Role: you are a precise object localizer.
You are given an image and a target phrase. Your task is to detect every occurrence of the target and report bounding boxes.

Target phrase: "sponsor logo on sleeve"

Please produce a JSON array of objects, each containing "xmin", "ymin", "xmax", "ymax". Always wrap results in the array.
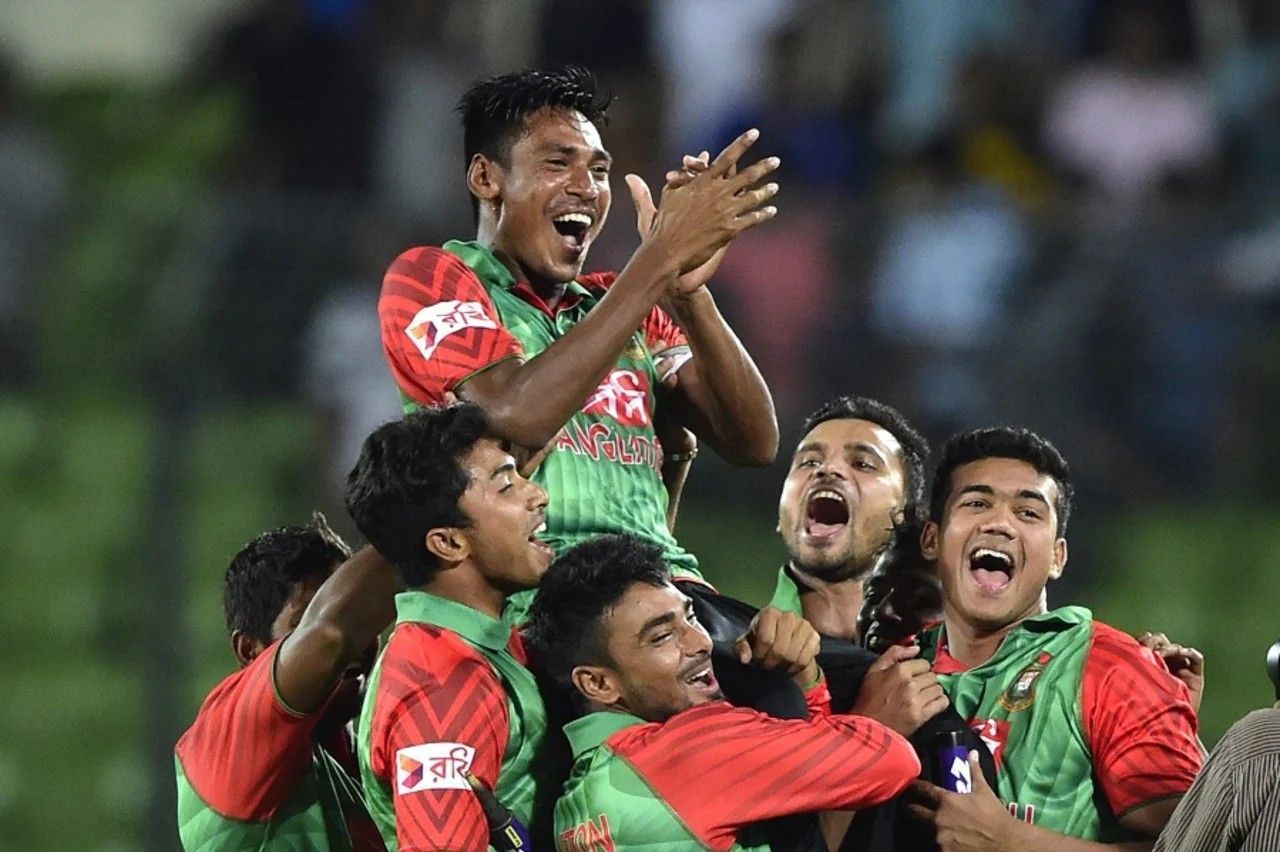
[
  {"xmin": 395, "ymin": 742, "xmax": 475, "ymax": 794},
  {"xmin": 404, "ymin": 300, "xmax": 497, "ymax": 360}
]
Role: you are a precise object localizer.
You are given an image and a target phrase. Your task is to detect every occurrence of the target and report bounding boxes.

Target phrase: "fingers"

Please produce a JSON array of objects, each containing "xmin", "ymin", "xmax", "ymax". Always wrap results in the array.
[
  {"xmin": 907, "ymin": 780, "xmax": 945, "ymax": 809},
  {"xmin": 707, "ymin": 128, "xmax": 760, "ymax": 178},
  {"xmin": 870, "ymin": 643, "xmax": 921, "ymax": 672},
  {"xmin": 731, "ymin": 204, "xmax": 779, "ymax": 233},
  {"xmin": 729, "ymin": 154, "xmax": 782, "ymax": 194},
  {"xmin": 741, "ymin": 608, "xmax": 820, "ymax": 671},
  {"xmin": 625, "ymin": 174, "xmax": 657, "ymax": 236},
  {"xmin": 732, "ymin": 181, "xmax": 780, "ymax": 215},
  {"xmin": 965, "ymin": 752, "xmax": 987, "ymax": 790}
]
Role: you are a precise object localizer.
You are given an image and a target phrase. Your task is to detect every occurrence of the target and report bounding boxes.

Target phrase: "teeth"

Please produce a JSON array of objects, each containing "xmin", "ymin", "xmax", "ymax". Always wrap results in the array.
[
  {"xmin": 811, "ymin": 489, "xmax": 846, "ymax": 504},
  {"xmin": 972, "ymin": 548, "xmax": 1012, "ymax": 566},
  {"xmin": 554, "ymin": 212, "xmax": 593, "ymax": 226},
  {"xmin": 535, "ymin": 522, "xmax": 547, "ymax": 534}
]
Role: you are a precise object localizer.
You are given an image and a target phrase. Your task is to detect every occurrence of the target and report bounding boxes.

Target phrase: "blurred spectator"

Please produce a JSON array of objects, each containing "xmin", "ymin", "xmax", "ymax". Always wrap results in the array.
[
  {"xmin": 0, "ymin": 52, "xmax": 67, "ymax": 386},
  {"xmin": 1211, "ymin": 0, "xmax": 1280, "ymax": 212},
  {"xmin": 878, "ymin": 0, "xmax": 1021, "ymax": 152},
  {"xmin": 1043, "ymin": 0, "xmax": 1220, "ymax": 206},
  {"xmin": 868, "ymin": 136, "xmax": 1031, "ymax": 438},
  {"xmin": 201, "ymin": 0, "xmax": 379, "ymax": 193},
  {"xmin": 653, "ymin": 0, "xmax": 795, "ymax": 157}
]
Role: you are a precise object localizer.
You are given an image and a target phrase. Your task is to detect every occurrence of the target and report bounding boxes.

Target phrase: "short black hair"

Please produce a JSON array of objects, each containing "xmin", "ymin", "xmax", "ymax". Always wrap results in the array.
[
  {"xmin": 929, "ymin": 427, "xmax": 1074, "ymax": 536},
  {"xmin": 457, "ymin": 66, "xmax": 612, "ymax": 218},
  {"xmin": 526, "ymin": 535, "xmax": 669, "ymax": 706},
  {"xmin": 345, "ymin": 405, "xmax": 489, "ymax": 587},
  {"xmin": 801, "ymin": 396, "xmax": 930, "ymax": 525},
  {"xmin": 223, "ymin": 513, "xmax": 351, "ymax": 645}
]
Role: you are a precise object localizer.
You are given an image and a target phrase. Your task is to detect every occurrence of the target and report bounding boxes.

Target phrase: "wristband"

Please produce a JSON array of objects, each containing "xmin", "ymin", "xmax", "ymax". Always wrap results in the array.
[{"xmin": 666, "ymin": 447, "xmax": 698, "ymax": 463}]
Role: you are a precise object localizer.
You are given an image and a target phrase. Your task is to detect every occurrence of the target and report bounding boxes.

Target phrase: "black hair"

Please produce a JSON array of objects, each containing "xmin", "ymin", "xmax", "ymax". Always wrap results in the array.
[
  {"xmin": 526, "ymin": 535, "xmax": 669, "ymax": 704},
  {"xmin": 456, "ymin": 65, "xmax": 612, "ymax": 219},
  {"xmin": 344, "ymin": 405, "xmax": 489, "ymax": 587},
  {"xmin": 801, "ymin": 396, "xmax": 930, "ymax": 526},
  {"xmin": 222, "ymin": 513, "xmax": 351, "ymax": 645},
  {"xmin": 929, "ymin": 427, "xmax": 1074, "ymax": 536}
]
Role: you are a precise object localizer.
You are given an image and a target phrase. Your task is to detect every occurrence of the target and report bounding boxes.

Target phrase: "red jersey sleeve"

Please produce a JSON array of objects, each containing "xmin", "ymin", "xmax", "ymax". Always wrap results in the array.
[
  {"xmin": 367, "ymin": 624, "xmax": 510, "ymax": 852},
  {"xmin": 379, "ymin": 247, "xmax": 523, "ymax": 405},
  {"xmin": 1082, "ymin": 622, "xmax": 1203, "ymax": 817},
  {"xmin": 611, "ymin": 702, "xmax": 919, "ymax": 848},
  {"xmin": 175, "ymin": 640, "xmax": 329, "ymax": 821}
]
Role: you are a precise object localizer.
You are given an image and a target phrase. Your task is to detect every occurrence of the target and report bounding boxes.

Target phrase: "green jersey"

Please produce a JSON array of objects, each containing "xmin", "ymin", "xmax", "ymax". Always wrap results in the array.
[
  {"xmin": 358, "ymin": 591, "xmax": 554, "ymax": 851},
  {"xmin": 920, "ymin": 606, "xmax": 1203, "ymax": 840},
  {"xmin": 378, "ymin": 241, "xmax": 700, "ymax": 622},
  {"xmin": 174, "ymin": 641, "xmax": 382, "ymax": 851}
]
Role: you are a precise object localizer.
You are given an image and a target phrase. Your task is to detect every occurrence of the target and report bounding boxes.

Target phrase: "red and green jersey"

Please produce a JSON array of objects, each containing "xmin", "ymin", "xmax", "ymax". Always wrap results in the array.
[
  {"xmin": 358, "ymin": 591, "xmax": 553, "ymax": 851},
  {"xmin": 918, "ymin": 606, "xmax": 1203, "ymax": 840},
  {"xmin": 379, "ymin": 240, "xmax": 700, "ymax": 621},
  {"xmin": 554, "ymin": 680, "xmax": 920, "ymax": 851},
  {"xmin": 175, "ymin": 640, "xmax": 384, "ymax": 851}
]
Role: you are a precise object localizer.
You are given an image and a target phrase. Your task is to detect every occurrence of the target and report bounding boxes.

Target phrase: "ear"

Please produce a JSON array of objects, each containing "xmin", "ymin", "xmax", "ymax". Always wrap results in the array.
[
  {"xmin": 231, "ymin": 630, "xmax": 265, "ymax": 669},
  {"xmin": 571, "ymin": 665, "xmax": 622, "ymax": 708},
  {"xmin": 425, "ymin": 526, "xmax": 470, "ymax": 567},
  {"xmin": 1048, "ymin": 538, "xmax": 1068, "ymax": 581},
  {"xmin": 466, "ymin": 153, "xmax": 502, "ymax": 205},
  {"xmin": 920, "ymin": 520, "xmax": 940, "ymax": 560}
]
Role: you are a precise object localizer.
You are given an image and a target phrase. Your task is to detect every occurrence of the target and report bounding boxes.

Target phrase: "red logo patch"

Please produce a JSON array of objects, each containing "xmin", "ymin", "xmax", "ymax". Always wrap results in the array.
[
  {"xmin": 969, "ymin": 718, "xmax": 1011, "ymax": 769},
  {"xmin": 582, "ymin": 369, "xmax": 651, "ymax": 427}
]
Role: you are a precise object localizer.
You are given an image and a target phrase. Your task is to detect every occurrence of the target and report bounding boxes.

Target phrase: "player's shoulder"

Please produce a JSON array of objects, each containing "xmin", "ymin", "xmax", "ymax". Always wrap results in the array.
[
  {"xmin": 1089, "ymin": 620, "xmax": 1160, "ymax": 664},
  {"xmin": 382, "ymin": 246, "xmax": 482, "ymax": 295},
  {"xmin": 609, "ymin": 702, "xmax": 759, "ymax": 754},
  {"xmin": 376, "ymin": 623, "xmax": 500, "ymax": 699},
  {"xmin": 180, "ymin": 647, "xmax": 277, "ymax": 737}
]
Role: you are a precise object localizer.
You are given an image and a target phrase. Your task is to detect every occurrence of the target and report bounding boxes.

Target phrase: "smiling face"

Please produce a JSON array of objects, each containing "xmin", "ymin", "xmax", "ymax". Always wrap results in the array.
[
  {"xmin": 451, "ymin": 438, "xmax": 554, "ymax": 594},
  {"xmin": 579, "ymin": 581, "xmax": 722, "ymax": 722},
  {"xmin": 472, "ymin": 107, "xmax": 611, "ymax": 289},
  {"xmin": 922, "ymin": 457, "xmax": 1067, "ymax": 635},
  {"xmin": 777, "ymin": 418, "xmax": 908, "ymax": 581}
]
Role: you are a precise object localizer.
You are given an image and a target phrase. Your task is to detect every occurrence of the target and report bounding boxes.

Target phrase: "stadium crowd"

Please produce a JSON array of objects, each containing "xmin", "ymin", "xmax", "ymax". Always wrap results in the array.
[{"xmin": 172, "ymin": 63, "xmax": 1280, "ymax": 852}]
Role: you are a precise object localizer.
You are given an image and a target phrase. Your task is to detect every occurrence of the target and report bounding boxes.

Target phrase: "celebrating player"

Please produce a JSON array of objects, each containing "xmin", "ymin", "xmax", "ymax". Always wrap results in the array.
[
  {"xmin": 771, "ymin": 395, "xmax": 931, "ymax": 641},
  {"xmin": 175, "ymin": 516, "xmax": 396, "ymax": 851},
  {"xmin": 378, "ymin": 66, "xmax": 780, "ymax": 621},
  {"xmin": 909, "ymin": 427, "xmax": 1203, "ymax": 849},
  {"xmin": 527, "ymin": 534, "xmax": 921, "ymax": 851},
  {"xmin": 345, "ymin": 405, "xmax": 558, "ymax": 850}
]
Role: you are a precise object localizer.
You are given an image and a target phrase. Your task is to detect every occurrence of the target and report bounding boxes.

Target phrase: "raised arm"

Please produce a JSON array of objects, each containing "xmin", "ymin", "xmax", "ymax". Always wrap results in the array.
[
  {"xmin": 274, "ymin": 545, "xmax": 398, "ymax": 714},
  {"xmin": 461, "ymin": 130, "xmax": 780, "ymax": 450}
]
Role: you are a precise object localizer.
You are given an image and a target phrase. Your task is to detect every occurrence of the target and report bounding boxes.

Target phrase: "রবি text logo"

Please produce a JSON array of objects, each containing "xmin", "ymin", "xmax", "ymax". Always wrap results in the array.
[
  {"xmin": 404, "ymin": 300, "xmax": 498, "ymax": 360},
  {"xmin": 394, "ymin": 742, "xmax": 475, "ymax": 793},
  {"xmin": 582, "ymin": 369, "xmax": 651, "ymax": 427},
  {"xmin": 560, "ymin": 813, "xmax": 616, "ymax": 852}
]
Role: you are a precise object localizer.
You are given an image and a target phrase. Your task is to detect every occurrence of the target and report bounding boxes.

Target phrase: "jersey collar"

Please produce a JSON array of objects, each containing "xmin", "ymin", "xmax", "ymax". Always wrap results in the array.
[
  {"xmin": 564, "ymin": 710, "xmax": 646, "ymax": 758},
  {"xmin": 931, "ymin": 606, "xmax": 1092, "ymax": 674},
  {"xmin": 393, "ymin": 589, "xmax": 512, "ymax": 653},
  {"xmin": 444, "ymin": 238, "xmax": 591, "ymax": 314}
]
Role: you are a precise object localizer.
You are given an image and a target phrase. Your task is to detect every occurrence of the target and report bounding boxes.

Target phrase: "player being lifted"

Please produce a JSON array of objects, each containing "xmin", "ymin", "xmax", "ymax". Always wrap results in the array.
[
  {"xmin": 909, "ymin": 427, "xmax": 1204, "ymax": 851},
  {"xmin": 378, "ymin": 66, "xmax": 780, "ymax": 620}
]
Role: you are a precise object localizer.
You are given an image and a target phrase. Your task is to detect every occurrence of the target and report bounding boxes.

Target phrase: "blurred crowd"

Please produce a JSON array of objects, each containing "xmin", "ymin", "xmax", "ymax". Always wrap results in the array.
[{"xmin": 5, "ymin": 0, "xmax": 1280, "ymax": 512}]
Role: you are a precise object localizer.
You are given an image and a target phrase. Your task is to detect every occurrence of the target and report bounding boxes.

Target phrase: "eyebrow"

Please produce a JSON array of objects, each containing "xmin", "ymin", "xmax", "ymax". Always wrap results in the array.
[
  {"xmin": 637, "ymin": 611, "xmax": 675, "ymax": 639},
  {"xmin": 544, "ymin": 142, "xmax": 612, "ymax": 166},
  {"xmin": 489, "ymin": 461, "xmax": 516, "ymax": 480},
  {"xmin": 956, "ymin": 484, "xmax": 1050, "ymax": 507},
  {"xmin": 794, "ymin": 440, "xmax": 890, "ymax": 464}
]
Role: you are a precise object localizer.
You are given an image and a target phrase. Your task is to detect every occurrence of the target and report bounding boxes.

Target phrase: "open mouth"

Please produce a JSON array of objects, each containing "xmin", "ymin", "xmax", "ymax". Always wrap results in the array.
[
  {"xmin": 968, "ymin": 547, "xmax": 1014, "ymax": 593},
  {"xmin": 680, "ymin": 661, "xmax": 719, "ymax": 695},
  {"xmin": 804, "ymin": 489, "xmax": 850, "ymax": 539},
  {"xmin": 528, "ymin": 520, "xmax": 554, "ymax": 559},
  {"xmin": 552, "ymin": 212, "xmax": 592, "ymax": 253}
]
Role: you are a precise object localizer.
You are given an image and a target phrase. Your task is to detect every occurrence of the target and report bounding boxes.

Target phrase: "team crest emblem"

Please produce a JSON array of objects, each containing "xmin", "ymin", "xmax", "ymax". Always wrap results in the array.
[{"xmin": 999, "ymin": 652, "xmax": 1052, "ymax": 712}]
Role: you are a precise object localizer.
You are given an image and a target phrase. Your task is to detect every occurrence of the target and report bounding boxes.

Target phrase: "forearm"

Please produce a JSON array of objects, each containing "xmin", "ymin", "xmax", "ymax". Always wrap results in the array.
[
  {"xmin": 278, "ymin": 546, "xmax": 399, "ymax": 712},
  {"xmin": 464, "ymin": 243, "xmax": 677, "ymax": 449},
  {"xmin": 662, "ymin": 289, "xmax": 777, "ymax": 466},
  {"xmin": 661, "ymin": 456, "xmax": 692, "ymax": 530},
  {"xmin": 1004, "ymin": 823, "xmax": 1153, "ymax": 852}
]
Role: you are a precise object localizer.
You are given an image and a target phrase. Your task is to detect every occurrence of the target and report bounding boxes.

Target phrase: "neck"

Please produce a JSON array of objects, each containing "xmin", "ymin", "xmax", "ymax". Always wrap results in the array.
[
  {"xmin": 423, "ymin": 564, "xmax": 507, "ymax": 621},
  {"xmin": 476, "ymin": 221, "xmax": 569, "ymax": 307},
  {"xmin": 941, "ymin": 609, "xmax": 1023, "ymax": 668},
  {"xmin": 789, "ymin": 561, "xmax": 866, "ymax": 642}
]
